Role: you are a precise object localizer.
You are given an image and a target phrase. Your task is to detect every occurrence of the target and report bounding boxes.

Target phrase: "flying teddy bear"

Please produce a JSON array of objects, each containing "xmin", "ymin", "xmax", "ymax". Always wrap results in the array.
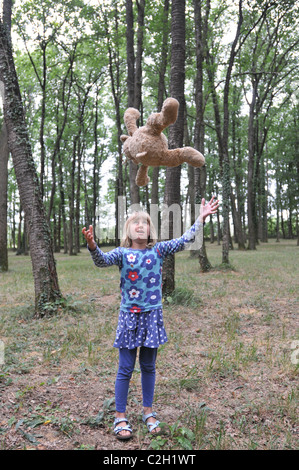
[{"xmin": 120, "ymin": 97, "xmax": 205, "ymax": 187}]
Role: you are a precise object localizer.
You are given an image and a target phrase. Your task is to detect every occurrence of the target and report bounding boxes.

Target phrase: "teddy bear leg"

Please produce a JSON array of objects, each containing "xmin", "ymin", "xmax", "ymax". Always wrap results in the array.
[
  {"xmin": 135, "ymin": 164, "xmax": 150, "ymax": 187},
  {"xmin": 166, "ymin": 148, "xmax": 205, "ymax": 168},
  {"xmin": 124, "ymin": 108, "xmax": 141, "ymax": 136}
]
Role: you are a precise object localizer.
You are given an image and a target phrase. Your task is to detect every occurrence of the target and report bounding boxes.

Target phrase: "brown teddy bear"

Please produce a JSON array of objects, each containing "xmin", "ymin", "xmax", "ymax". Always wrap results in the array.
[{"xmin": 120, "ymin": 97, "xmax": 205, "ymax": 187}]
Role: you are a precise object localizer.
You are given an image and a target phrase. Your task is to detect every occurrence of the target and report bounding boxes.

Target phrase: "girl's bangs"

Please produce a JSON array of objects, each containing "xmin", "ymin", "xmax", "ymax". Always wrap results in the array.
[{"xmin": 129, "ymin": 211, "xmax": 150, "ymax": 224}]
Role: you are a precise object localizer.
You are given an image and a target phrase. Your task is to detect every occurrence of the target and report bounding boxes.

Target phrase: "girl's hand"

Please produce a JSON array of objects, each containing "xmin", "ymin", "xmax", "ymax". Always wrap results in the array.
[
  {"xmin": 200, "ymin": 196, "xmax": 219, "ymax": 223},
  {"xmin": 82, "ymin": 225, "xmax": 97, "ymax": 251}
]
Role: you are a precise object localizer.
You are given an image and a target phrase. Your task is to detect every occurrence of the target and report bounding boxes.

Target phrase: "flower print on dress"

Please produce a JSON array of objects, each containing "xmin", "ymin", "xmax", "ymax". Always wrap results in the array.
[
  {"xmin": 125, "ymin": 252, "xmax": 139, "ymax": 265},
  {"xmin": 129, "ymin": 305, "xmax": 142, "ymax": 314},
  {"xmin": 127, "ymin": 287, "xmax": 143, "ymax": 300},
  {"xmin": 143, "ymin": 272, "xmax": 160, "ymax": 288},
  {"xmin": 144, "ymin": 289, "xmax": 161, "ymax": 305},
  {"xmin": 125, "ymin": 268, "xmax": 142, "ymax": 283},
  {"xmin": 141, "ymin": 254, "xmax": 157, "ymax": 270}
]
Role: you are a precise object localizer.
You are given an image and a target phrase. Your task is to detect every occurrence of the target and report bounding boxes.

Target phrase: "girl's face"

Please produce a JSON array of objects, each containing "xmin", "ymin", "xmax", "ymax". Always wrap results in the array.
[{"xmin": 129, "ymin": 216, "xmax": 150, "ymax": 244}]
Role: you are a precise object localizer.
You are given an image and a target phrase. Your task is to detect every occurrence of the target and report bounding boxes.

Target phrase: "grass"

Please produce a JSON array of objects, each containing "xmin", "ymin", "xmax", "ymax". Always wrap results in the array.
[{"xmin": 0, "ymin": 239, "xmax": 298, "ymax": 450}]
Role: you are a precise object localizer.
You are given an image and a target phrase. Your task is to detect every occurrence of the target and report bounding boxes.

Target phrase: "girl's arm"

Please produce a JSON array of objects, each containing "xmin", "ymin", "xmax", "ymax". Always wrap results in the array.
[
  {"xmin": 157, "ymin": 197, "xmax": 219, "ymax": 258},
  {"xmin": 157, "ymin": 218, "xmax": 203, "ymax": 258},
  {"xmin": 82, "ymin": 225, "xmax": 122, "ymax": 268}
]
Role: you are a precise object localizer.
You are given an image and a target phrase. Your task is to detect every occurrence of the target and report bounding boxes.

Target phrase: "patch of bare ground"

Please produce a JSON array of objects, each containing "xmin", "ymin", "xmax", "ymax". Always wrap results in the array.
[{"xmin": 0, "ymin": 242, "xmax": 298, "ymax": 450}]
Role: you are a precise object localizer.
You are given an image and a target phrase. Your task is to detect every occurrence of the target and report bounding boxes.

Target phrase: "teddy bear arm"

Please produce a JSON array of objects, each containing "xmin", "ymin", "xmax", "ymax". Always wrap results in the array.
[
  {"xmin": 136, "ymin": 164, "xmax": 150, "ymax": 187},
  {"xmin": 135, "ymin": 151, "xmax": 148, "ymax": 162}
]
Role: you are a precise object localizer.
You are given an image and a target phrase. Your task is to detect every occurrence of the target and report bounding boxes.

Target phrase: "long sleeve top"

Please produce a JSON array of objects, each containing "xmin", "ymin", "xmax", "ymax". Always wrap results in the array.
[{"xmin": 89, "ymin": 219, "xmax": 203, "ymax": 313}]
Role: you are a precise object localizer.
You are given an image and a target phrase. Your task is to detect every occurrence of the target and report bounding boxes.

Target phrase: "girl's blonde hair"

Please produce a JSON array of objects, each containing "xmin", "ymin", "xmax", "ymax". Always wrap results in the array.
[{"xmin": 121, "ymin": 211, "xmax": 157, "ymax": 248}]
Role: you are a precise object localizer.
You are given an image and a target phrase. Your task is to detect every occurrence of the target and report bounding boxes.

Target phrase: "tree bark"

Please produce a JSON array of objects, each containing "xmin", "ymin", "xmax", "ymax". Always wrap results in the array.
[
  {"xmin": 0, "ymin": 18, "xmax": 62, "ymax": 315},
  {"xmin": 151, "ymin": 0, "xmax": 170, "ymax": 206},
  {"xmin": 162, "ymin": 0, "xmax": 185, "ymax": 297},
  {"xmin": 205, "ymin": 0, "xmax": 243, "ymax": 264},
  {"xmin": 104, "ymin": 5, "xmax": 124, "ymax": 245},
  {"xmin": 47, "ymin": 53, "xmax": 75, "ymax": 222},
  {"xmin": 126, "ymin": 0, "xmax": 140, "ymax": 205},
  {"xmin": 0, "ymin": 119, "xmax": 9, "ymax": 271},
  {"xmin": 0, "ymin": 0, "xmax": 12, "ymax": 272},
  {"xmin": 193, "ymin": 0, "xmax": 211, "ymax": 271},
  {"xmin": 247, "ymin": 79, "xmax": 258, "ymax": 250}
]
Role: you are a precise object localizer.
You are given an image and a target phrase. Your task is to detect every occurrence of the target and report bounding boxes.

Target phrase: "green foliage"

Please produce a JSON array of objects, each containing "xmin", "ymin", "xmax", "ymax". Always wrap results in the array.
[
  {"xmin": 165, "ymin": 286, "xmax": 202, "ymax": 308},
  {"xmin": 4, "ymin": 0, "xmax": 298, "ymax": 257}
]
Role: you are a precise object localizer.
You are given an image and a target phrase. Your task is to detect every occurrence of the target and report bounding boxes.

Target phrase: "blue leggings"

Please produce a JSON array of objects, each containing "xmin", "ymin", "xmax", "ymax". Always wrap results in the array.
[{"xmin": 115, "ymin": 347, "xmax": 158, "ymax": 413}]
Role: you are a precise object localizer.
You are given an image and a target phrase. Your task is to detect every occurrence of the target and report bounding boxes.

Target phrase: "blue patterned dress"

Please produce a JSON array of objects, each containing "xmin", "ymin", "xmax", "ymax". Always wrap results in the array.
[{"xmin": 89, "ymin": 219, "xmax": 203, "ymax": 349}]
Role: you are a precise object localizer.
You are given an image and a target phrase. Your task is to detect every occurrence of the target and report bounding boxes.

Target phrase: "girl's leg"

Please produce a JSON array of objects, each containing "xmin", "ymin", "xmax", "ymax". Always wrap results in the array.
[
  {"xmin": 139, "ymin": 347, "xmax": 160, "ymax": 433},
  {"xmin": 139, "ymin": 347, "xmax": 157, "ymax": 407},
  {"xmin": 115, "ymin": 348, "xmax": 137, "ymax": 437}
]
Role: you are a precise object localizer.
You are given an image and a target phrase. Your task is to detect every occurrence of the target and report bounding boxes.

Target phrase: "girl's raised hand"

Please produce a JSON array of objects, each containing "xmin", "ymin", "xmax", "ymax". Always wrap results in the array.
[
  {"xmin": 200, "ymin": 196, "xmax": 219, "ymax": 222},
  {"xmin": 82, "ymin": 225, "xmax": 97, "ymax": 251}
]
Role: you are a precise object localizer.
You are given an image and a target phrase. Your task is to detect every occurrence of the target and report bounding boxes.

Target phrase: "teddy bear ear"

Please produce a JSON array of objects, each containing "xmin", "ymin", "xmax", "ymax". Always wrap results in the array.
[{"xmin": 120, "ymin": 135, "xmax": 129, "ymax": 142}]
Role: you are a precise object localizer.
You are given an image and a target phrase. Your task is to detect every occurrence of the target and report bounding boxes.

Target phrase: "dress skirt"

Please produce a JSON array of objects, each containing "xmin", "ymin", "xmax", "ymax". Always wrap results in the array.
[{"xmin": 113, "ymin": 307, "xmax": 168, "ymax": 349}]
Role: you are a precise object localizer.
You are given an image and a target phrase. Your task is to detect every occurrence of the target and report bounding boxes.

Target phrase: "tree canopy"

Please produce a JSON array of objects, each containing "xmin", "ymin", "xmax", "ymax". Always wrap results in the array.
[{"xmin": 1, "ymin": 0, "xmax": 298, "ymax": 281}]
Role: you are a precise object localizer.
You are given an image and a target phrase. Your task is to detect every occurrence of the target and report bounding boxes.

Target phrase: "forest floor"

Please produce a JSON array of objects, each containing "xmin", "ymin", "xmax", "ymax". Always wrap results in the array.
[{"xmin": 0, "ymin": 239, "xmax": 298, "ymax": 451}]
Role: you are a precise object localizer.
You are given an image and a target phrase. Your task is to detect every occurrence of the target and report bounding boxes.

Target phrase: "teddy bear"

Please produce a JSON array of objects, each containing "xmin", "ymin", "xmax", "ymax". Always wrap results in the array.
[{"xmin": 120, "ymin": 97, "xmax": 205, "ymax": 187}]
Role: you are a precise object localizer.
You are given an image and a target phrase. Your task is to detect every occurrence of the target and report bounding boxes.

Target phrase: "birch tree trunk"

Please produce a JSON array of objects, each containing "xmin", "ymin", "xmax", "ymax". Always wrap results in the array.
[{"xmin": 0, "ymin": 17, "xmax": 62, "ymax": 316}]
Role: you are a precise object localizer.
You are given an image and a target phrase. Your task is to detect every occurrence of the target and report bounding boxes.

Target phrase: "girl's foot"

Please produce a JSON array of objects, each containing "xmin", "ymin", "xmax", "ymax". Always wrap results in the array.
[
  {"xmin": 142, "ymin": 408, "xmax": 161, "ymax": 434},
  {"xmin": 114, "ymin": 414, "xmax": 133, "ymax": 440}
]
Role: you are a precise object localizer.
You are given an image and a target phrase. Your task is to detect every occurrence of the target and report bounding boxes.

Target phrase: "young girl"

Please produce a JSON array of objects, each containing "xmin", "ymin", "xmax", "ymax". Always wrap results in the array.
[{"xmin": 82, "ymin": 197, "xmax": 219, "ymax": 440}]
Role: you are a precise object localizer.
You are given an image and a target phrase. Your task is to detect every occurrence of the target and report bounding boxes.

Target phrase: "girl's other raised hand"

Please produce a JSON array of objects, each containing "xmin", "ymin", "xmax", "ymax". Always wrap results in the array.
[
  {"xmin": 82, "ymin": 225, "xmax": 97, "ymax": 251},
  {"xmin": 200, "ymin": 196, "xmax": 219, "ymax": 223}
]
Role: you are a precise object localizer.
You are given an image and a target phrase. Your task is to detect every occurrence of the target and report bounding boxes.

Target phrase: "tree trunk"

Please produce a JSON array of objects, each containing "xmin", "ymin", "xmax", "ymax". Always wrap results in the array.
[
  {"xmin": 0, "ymin": 119, "xmax": 9, "ymax": 271},
  {"xmin": 126, "ymin": 0, "xmax": 140, "ymax": 205},
  {"xmin": 39, "ymin": 41, "xmax": 47, "ymax": 199},
  {"xmin": 151, "ymin": 0, "xmax": 170, "ymax": 206},
  {"xmin": 162, "ymin": 0, "xmax": 185, "ymax": 297},
  {"xmin": 0, "ymin": 18, "xmax": 62, "ymax": 315},
  {"xmin": 104, "ymin": 5, "xmax": 124, "ymax": 245},
  {"xmin": 230, "ymin": 190, "xmax": 246, "ymax": 249},
  {"xmin": 247, "ymin": 80, "xmax": 257, "ymax": 250},
  {"xmin": 0, "ymin": 0, "xmax": 11, "ymax": 272},
  {"xmin": 58, "ymin": 150, "xmax": 68, "ymax": 253},
  {"xmin": 205, "ymin": 0, "xmax": 243, "ymax": 264},
  {"xmin": 134, "ymin": 0, "xmax": 145, "ymax": 111},
  {"xmin": 231, "ymin": 86, "xmax": 246, "ymax": 249},
  {"xmin": 221, "ymin": 1, "xmax": 243, "ymax": 264},
  {"xmin": 193, "ymin": 0, "xmax": 211, "ymax": 271},
  {"xmin": 69, "ymin": 137, "xmax": 77, "ymax": 255},
  {"xmin": 47, "ymin": 54, "xmax": 75, "ymax": 222}
]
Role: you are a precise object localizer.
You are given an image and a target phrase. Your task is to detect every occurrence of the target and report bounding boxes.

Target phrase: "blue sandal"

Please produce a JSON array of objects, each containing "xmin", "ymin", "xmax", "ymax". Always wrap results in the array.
[
  {"xmin": 113, "ymin": 417, "xmax": 133, "ymax": 440},
  {"xmin": 142, "ymin": 412, "xmax": 161, "ymax": 434}
]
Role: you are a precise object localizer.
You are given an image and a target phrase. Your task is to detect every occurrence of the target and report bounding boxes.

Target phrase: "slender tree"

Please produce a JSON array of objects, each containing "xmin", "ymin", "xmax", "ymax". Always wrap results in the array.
[
  {"xmin": 125, "ymin": 0, "xmax": 144, "ymax": 205},
  {"xmin": 0, "ymin": 113, "xmax": 9, "ymax": 272},
  {"xmin": 0, "ymin": 8, "xmax": 62, "ymax": 316},
  {"xmin": 0, "ymin": 0, "xmax": 11, "ymax": 272},
  {"xmin": 150, "ymin": 0, "xmax": 170, "ymax": 206},
  {"xmin": 243, "ymin": 2, "xmax": 299, "ymax": 249},
  {"xmin": 193, "ymin": 0, "xmax": 211, "ymax": 271},
  {"xmin": 204, "ymin": 0, "xmax": 245, "ymax": 263},
  {"xmin": 101, "ymin": 2, "xmax": 126, "ymax": 245},
  {"xmin": 162, "ymin": 0, "xmax": 185, "ymax": 296}
]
